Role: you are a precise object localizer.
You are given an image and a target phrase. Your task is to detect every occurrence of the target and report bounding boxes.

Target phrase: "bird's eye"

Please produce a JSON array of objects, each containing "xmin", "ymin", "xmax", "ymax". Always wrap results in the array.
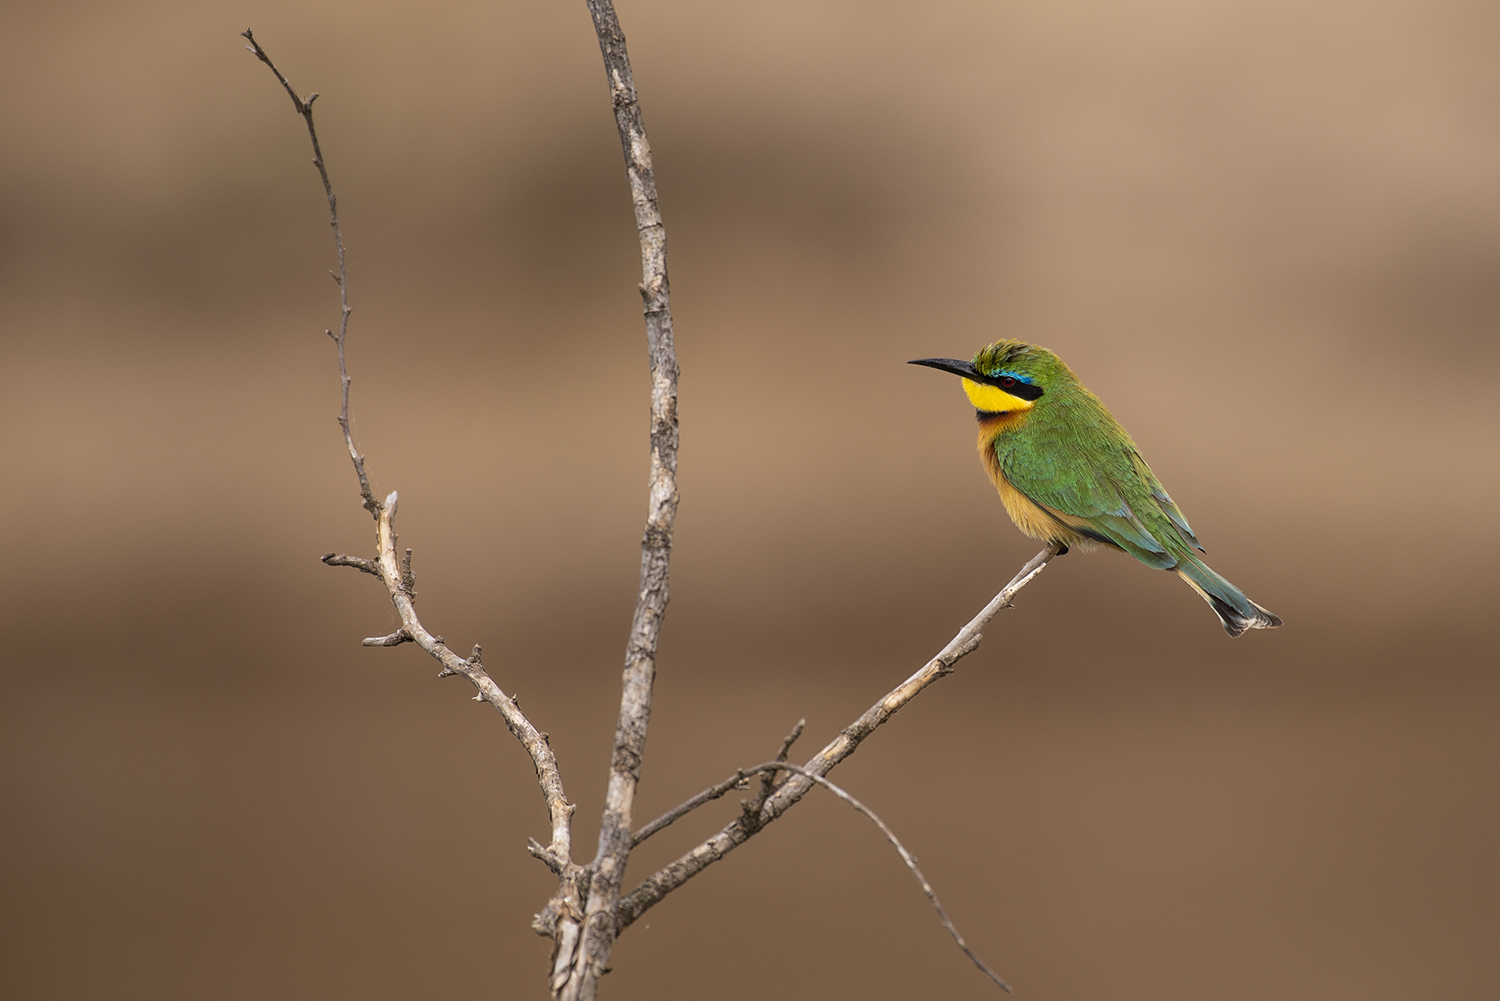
[{"xmin": 999, "ymin": 376, "xmax": 1016, "ymax": 389}]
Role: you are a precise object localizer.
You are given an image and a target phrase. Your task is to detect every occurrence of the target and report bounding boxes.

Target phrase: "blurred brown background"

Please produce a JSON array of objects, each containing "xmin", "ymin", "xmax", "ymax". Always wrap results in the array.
[{"xmin": 2, "ymin": 0, "xmax": 1497, "ymax": 998}]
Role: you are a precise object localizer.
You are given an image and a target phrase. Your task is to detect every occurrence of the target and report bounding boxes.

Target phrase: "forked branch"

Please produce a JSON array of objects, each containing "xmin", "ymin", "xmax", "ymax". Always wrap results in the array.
[
  {"xmin": 617, "ymin": 542, "xmax": 1064, "ymax": 929},
  {"xmin": 250, "ymin": 15, "xmax": 1061, "ymax": 997}
]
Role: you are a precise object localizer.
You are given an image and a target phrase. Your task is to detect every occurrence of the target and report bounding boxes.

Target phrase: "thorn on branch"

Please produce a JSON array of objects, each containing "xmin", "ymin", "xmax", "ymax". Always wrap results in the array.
[
  {"xmin": 362, "ymin": 629, "xmax": 412, "ymax": 647},
  {"xmin": 321, "ymin": 552, "xmax": 382, "ymax": 577},
  {"xmin": 528, "ymin": 838, "xmax": 567, "ymax": 874}
]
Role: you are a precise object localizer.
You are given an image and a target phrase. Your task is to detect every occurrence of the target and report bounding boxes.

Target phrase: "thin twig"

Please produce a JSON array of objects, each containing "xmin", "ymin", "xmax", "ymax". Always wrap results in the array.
[
  {"xmin": 368, "ymin": 494, "xmax": 582, "ymax": 876},
  {"xmin": 242, "ymin": 30, "xmax": 586, "ymax": 952},
  {"xmin": 770, "ymin": 762, "xmax": 1012, "ymax": 993},
  {"xmin": 631, "ymin": 769, "xmax": 752, "ymax": 848},
  {"xmin": 745, "ymin": 717, "xmax": 805, "ymax": 819},
  {"xmin": 631, "ymin": 718, "xmax": 804, "ymax": 846},
  {"xmin": 559, "ymin": 2, "xmax": 681, "ymax": 998},
  {"xmin": 635, "ymin": 761, "xmax": 1013, "ymax": 992},
  {"xmin": 242, "ymin": 28, "xmax": 376, "ymax": 517},
  {"xmin": 616, "ymin": 543, "xmax": 1064, "ymax": 929}
]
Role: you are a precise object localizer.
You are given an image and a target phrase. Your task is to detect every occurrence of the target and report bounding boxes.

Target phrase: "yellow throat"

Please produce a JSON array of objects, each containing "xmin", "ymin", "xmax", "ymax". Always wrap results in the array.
[{"xmin": 961, "ymin": 378, "xmax": 1037, "ymax": 413}]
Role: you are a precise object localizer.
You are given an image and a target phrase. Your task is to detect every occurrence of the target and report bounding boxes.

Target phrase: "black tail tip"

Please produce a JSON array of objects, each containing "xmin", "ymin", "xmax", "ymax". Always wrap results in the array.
[{"xmin": 1207, "ymin": 594, "xmax": 1284, "ymax": 637}]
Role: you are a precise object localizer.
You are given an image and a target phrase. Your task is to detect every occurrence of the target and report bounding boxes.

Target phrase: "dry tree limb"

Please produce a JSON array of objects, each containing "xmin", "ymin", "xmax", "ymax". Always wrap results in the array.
[
  {"xmin": 250, "ymin": 14, "xmax": 1059, "ymax": 995},
  {"xmin": 616, "ymin": 542, "xmax": 1064, "ymax": 929},
  {"xmin": 241, "ymin": 29, "xmax": 375, "ymax": 518},
  {"xmin": 774, "ymin": 762, "xmax": 1012, "ymax": 992},
  {"xmin": 628, "ymin": 716, "xmax": 802, "ymax": 847},
  {"xmin": 556, "ymin": 2, "xmax": 680, "ymax": 998},
  {"xmin": 629, "ymin": 769, "xmax": 756, "ymax": 848},
  {"xmin": 631, "ymin": 756, "xmax": 1011, "ymax": 990},
  {"xmin": 240, "ymin": 27, "xmax": 587, "ymax": 943}
]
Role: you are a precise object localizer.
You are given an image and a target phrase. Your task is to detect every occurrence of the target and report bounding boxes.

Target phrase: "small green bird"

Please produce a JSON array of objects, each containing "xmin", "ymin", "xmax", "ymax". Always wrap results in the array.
[{"xmin": 911, "ymin": 340, "xmax": 1281, "ymax": 636}]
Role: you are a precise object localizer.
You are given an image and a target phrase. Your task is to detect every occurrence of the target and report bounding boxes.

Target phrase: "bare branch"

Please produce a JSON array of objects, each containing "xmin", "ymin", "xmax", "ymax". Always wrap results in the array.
[
  {"xmin": 766, "ymin": 762, "xmax": 1012, "ymax": 993},
  {"xmin": 634, "ymin": 761, "xmax": 1013, "ymax": 992},
  {"xmin": 242, "ymin": 31, "xmax": 586, "ymax": 950},
  {"xmin": 632, "ymin": 718, "xmax": 804, "ymax": 847},
  {"xmin": 363, "ymin": 498, "xmax": 592, "ymax": 934},
  {"xmin": 358, "ymin": 493, "xmax": 580, "ymax": 867},
  {"xmin": 558, "ymin": 2, "xmax": 681, "ymax": 997},
  {"xmin": 616, "ymin": 543, "xmax": 1064, "ymax": 928},
  {"xmin": 631, "ymin": 769, "xmax": 752, "ymax": 848},
  {"xmin": 242, "ymin": 28, "xmax": 376, "ymax": 518},
  {"xmin": 252, "ymin": 17, "xmax": 1046, "ymax": 996}
]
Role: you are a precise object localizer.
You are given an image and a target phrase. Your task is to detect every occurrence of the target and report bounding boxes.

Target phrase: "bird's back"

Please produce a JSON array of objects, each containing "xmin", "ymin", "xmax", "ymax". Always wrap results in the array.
[{"xmin": 987, "ymin": 373, "xmax": 1201, "ymax": 566}]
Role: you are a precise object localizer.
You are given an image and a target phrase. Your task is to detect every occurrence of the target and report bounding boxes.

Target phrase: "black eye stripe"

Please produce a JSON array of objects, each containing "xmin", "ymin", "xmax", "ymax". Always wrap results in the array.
[{"xmin": 969, "ymin": 371, "xmax": 1044, "ymax": 400}]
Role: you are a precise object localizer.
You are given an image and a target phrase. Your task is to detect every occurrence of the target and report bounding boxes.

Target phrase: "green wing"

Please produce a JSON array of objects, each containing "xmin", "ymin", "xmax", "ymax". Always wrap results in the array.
[
  {"xmin": 995, "ymin": 408, "xmax": 1203, "ymax": 569},
  {"xmin": 1131, "ymin": 449, "xmax": 1203, "ymax": 552}
]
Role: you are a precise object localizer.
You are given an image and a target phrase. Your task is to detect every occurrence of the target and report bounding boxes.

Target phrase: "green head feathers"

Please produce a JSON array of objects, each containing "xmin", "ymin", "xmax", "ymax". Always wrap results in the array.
[
  {"xmin": 909, "ymin": 339, "xmax": 1075, "ymax": 414},
  {"xmin": 971, "ymin": 339, "xmax": 1072, "ymax": 388}
]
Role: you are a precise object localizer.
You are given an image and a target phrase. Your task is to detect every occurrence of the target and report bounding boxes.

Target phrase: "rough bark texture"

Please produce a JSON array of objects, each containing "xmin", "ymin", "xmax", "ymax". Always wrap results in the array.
[{"xmin": 556, "ymin": 2, "xmax": 681, "ymax": 998}]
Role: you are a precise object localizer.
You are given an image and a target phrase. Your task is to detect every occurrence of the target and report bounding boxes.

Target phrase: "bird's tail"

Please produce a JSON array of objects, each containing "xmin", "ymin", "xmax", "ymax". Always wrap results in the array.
[{"xmin": 1174, "ymin": 553, "xmax": 1283, "ymax": 637}]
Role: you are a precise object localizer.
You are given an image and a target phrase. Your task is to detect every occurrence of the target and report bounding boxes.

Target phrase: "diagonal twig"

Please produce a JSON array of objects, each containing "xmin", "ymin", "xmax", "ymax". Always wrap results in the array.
[
  {"xmin": 630, "ymin": 769, "xmax": 753, "ymax": 848},
  {"xmin": 630, "ymin": 717, "xmax": 802, "ymax": 848},
  {"xmin": 634, "ymin": 760, "xmax": 1013, "ymax": 992},
  {"xmin": 616, "ymin": 542, "xmax": 1064, "ymax": 929},
  {"xmin": 630, "ymin": 718, "xmax": 807, "ymax": 847},
  {"xmin": 769, "ymin": 762, "xmax": 1013, "ymax": 993}
]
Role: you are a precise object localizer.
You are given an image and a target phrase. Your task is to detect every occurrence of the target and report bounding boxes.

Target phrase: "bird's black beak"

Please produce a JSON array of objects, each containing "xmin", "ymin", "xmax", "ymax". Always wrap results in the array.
[{"xmin": 908, "ymin": 357, "xmax": 980, "ymax": 380}]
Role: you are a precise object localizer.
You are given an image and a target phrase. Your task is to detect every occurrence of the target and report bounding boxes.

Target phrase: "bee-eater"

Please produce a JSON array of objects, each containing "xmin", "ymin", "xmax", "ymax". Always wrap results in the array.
[{"xmin": 911, "ymin": 340, "xmax": 1281, "ymax": 637}]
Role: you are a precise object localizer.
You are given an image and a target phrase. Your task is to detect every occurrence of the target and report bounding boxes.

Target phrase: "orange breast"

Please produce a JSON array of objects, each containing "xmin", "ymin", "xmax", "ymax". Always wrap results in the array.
[{"xmin": 976, "ymin": 414, "xmax": 1089, "ymax": 547}]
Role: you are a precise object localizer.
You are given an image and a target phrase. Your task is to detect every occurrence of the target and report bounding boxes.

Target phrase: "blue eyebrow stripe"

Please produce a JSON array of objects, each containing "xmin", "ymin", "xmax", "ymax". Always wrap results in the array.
[{"xmin": 968, "ymin": 368, "xmax": 1044, "ymax": 400}]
